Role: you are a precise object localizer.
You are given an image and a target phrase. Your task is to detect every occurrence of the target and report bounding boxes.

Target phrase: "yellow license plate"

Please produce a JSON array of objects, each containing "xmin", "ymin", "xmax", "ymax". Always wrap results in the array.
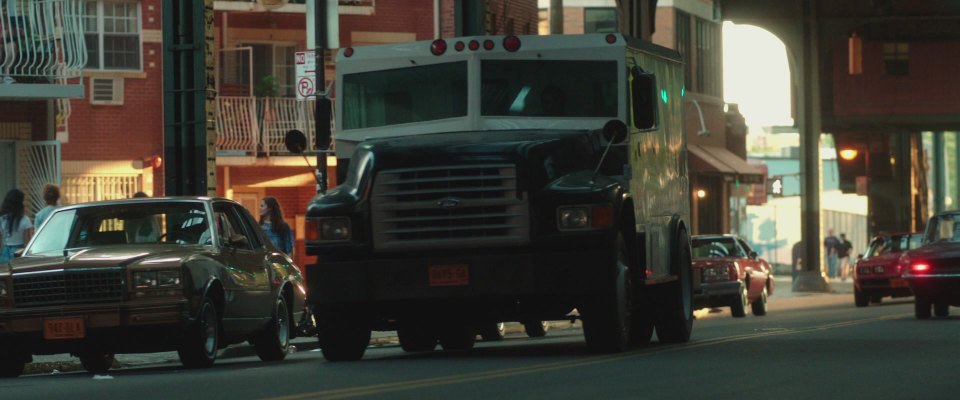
[
  {"xmin": 44, "ymin": 317, "xmax": 85, "ymax": 340},
  {"xmin": 428, "ymin": 264, "xmax": 470, "ymax": 287}
]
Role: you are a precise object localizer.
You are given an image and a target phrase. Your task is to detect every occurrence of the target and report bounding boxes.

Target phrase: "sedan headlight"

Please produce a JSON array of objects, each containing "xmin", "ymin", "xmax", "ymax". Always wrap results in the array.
[
  {"xmin": 320, "ymin": 217, "xmax": 351, "ymax": 241},
  {"xmin": 133, "ymin": 270, "xmax": 182, "ymax": 289},
  {"xmin": 702, "ymin": 265, "xmax": 733, "ymax": 282}
]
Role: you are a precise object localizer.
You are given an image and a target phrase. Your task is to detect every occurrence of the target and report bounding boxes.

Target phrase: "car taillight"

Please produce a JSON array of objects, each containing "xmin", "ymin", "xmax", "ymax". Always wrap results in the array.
[{"xmin": 912, "ymin": 263, "xmax": 931, "ymax": 273}]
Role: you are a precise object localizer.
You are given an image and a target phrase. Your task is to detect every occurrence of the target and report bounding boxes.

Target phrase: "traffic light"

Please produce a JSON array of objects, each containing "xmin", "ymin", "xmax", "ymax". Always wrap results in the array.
[{"xmin": 769, "ymin": 176, "xmax": 784, "ymax": 197}]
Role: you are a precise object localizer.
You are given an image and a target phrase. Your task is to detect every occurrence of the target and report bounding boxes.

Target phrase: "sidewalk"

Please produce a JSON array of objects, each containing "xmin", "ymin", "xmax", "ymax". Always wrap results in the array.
[{"xmin": 772, "ymin": 275, "xmax": 853, "ymax": 298}]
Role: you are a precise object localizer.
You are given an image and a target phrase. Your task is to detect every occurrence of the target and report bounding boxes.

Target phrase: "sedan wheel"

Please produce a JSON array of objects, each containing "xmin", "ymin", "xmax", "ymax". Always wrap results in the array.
[
  {"xmin": 524, "ymin": 320, "xmax": 549, "ymax": 338},
  {"xmin": 731, "ymin": 282, "xmax": 748, "ymax": 318},
  {"xmin": 934, "ymin": 303, "xmax": 950, "ymax": 318},
  {"xmin": 79, "ymin": 352, "xmax": 115, "ymax": 374},
  {"xmin": 254, "ymin": 295, "xmax": 291, "ymax": 362},
  {"xmin": 178, "ymin": 297, "xmax": 219, "ymax": 368},
  {"xmin": 854, "ymin": 287, "xmax": 869, "ymax": 307},
  {"xmin": 915, "ymin": 297, "xmax": 932, "ymax": 319},
  {"xmin": 478, "ymin": 323, "xmax": 505, "ymax": 341},
  {"xmin": 751, "ymin": 285, "xmax": 768, "ymax": 316}
]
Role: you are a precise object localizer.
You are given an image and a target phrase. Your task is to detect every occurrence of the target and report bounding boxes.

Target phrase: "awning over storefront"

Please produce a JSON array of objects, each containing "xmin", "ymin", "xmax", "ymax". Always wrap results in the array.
[{"xmin": 688, "ymin": 144, "xmax": 764, "ymax": 184}]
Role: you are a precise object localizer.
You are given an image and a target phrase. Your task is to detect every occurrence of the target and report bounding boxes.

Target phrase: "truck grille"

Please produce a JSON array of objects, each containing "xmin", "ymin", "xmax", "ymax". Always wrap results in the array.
[
  {"xmin": 13, "ymin": 268, "xmax": 125, "ymax": 307},
  {"xmin": 371, "ymin": 164, "xmax": 530, "ymax": 251}
]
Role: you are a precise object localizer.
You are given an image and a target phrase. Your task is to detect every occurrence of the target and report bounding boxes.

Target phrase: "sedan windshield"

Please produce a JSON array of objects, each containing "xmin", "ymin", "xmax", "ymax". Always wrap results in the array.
[
  {"xmin": 26, "ymin": 202, "xmax": 211, "ymax": 256},
  {"xmin": 692, "ymin": 238, "xmax": 744, "ymax": 258}
]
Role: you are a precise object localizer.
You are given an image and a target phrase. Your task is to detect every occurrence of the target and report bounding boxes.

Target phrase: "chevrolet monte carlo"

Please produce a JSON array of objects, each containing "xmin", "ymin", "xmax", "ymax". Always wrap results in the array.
[{"xmin": 0, "ymin": 197, "xmax": 307, "ymax": 377}]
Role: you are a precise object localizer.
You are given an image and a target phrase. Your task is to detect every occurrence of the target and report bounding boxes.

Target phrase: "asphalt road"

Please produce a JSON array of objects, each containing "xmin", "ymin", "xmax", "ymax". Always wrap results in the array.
[{"xmin": 3, "ymin": 279, "xmax": 955, "ymax": 400}]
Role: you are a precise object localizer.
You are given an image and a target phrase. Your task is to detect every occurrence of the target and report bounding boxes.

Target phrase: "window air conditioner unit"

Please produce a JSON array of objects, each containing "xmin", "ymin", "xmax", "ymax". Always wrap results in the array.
[{"xmin": 90, "ymin": 77, "xmax": 124, "ymax": 106}]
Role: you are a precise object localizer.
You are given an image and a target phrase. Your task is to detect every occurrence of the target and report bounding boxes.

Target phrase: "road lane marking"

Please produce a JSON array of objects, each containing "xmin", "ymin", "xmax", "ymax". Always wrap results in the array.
[{"xmin": 268, "ymin": 313, "xmax": 910, "ymax": 400}]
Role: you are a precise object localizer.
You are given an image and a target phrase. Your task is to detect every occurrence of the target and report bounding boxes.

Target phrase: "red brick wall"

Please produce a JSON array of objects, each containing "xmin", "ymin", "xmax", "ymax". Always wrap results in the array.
[
  {"xmin": 63, "ymin": 0, "xmax": 164, "ymax": 195},
  {"xmin": 832, "ymin": 39, "xmax": 960, "ymax": 116},
  {"xmin": 440, "ymin": 0, "xmax": 538, "ymax": 38}
]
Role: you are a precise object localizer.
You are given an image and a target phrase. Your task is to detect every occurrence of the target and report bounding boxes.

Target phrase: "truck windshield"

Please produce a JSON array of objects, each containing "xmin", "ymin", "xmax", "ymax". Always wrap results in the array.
[
  {"xmin": 481, "ymin": 60, "xmax": 618, "ymax": 117},
  {"xmin": 341, "ymin": 61, "xmax": 468, "ymax": 129}
]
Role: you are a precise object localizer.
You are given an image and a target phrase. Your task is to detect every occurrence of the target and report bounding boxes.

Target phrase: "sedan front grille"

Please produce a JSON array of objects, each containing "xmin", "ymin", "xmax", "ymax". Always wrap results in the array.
[
  {"xmin": 13, "ymin": 268, "xmax": 125, "ymax": 307},
  {"xmin": 371, "ymin": 164, "xmax": 530, "ymax": 251}
]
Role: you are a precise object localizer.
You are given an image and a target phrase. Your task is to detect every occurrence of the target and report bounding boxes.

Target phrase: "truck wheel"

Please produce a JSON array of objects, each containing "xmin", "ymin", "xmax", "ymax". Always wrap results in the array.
[
  {"xmin": 254, "ymin": 295, "xmax": 291, "ymax": 362},
  {"xmin": 731, "ymin": 282, "xmax": 748, "ymax": 318},
  {"xmin": 399, "ymin": 321, "xmax": 438, "ymax": 352},
  {"xmin": 653, "ymin": 227, "xmax": 694, "ymax": 343},
  {"xmin": 751, "ymin": 285, "xmax": 768, "ymax": 316},
  {"xmin": 854, "ymin": 287, "xmax": 869, "ymax": 307},
  {"xmin": 79, "ymin": 352, "xmax": 115, "ymax": 374},
  {"xmin": 318, "ymin": 309, "xmax": 371, "ymax": 361},
  {"xmin": 178, "ymin": 297, "xmax": 220, "ymax": 368},
  {"xmin": 478, "ymin": 322, "xmax": 506, "ymax": 341},
  {"xmin": 523, "ymin": 320, "xmax": 548, "ymax": 338},
  {"xmin": 438, "ymin": 322, "xmax": 476, "ymax": 351},
  {"xmin": 915, "ymin": 297, "xmax": 932, "ymax": 319},
  {"xmin": 583, "ymin": 233, "xmax": 632, "ymax": 353}
]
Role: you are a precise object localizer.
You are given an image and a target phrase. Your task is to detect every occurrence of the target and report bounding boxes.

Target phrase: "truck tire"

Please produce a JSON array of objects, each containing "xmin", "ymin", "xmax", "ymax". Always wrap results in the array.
[
  {"xmin": 438, "ymin": 322, "xmax": 476, "ymax": 351},
  {"xmin": 318, "ymin": 308, "xmax": 371, "ymax": 361},
  {"xmin": 653, "ymin": 227, "xmax": 694, "ymax": 343},
  {"xmin": 399, "ymin": 321, "xmax": 439, "ymax": 352},
  {"xmin": 523, "ymin": 320, "xmax": 548, "ymax": 338},
  {"xmin": 478, "ymin": 322, "xmax": 506, "ymax": 341},
  {"xmin": 582, "ymin": 233, "xmax": 632, "ymax": 353}
]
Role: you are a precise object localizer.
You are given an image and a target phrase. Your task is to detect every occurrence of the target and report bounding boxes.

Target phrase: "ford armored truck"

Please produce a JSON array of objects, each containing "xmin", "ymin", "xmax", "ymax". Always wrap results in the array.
[{"xmin": 302, "ymin": 33, "xmax": 694, "ymax": 361}]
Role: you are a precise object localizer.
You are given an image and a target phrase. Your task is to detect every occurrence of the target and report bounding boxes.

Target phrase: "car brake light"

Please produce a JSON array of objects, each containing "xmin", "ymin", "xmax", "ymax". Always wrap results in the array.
[
  {"xmin": 912, "ymin": 263, "xmax": 930, "ymax": 273},
  {"xmin": 431, "ymin": 39, "xmax": 447, "ymax": 56},
  {"xmin": 503, "ymin": 36, "xmax": 521, "ymax": 52}
]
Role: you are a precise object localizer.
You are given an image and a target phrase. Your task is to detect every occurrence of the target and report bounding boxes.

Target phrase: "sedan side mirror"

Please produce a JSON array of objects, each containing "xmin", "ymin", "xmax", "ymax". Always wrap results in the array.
[
  {"xmin": 226, "ymin": 234, "xmax": 249, "ymax": 248},
  {"xmin": 749, "ymin": 251, "xmax": 758, "ymax": 260}
]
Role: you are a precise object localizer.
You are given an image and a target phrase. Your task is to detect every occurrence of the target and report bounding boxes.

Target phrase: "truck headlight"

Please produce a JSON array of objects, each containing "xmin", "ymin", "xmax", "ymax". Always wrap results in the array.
[
  {"xmin": 320, "ymin": 217, "xmax": 351, "ymax": 241},
  {"xmin": 558, "ymin": 207, "xmax": 590, "ymax": 230}
]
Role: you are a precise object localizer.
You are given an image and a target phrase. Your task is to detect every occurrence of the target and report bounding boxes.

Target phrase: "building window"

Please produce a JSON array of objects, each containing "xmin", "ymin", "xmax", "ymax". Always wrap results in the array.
[
  {"xmin": 695, "ymin": 17, "xmax": 721, "ymax": 96},
  {"xmin": 883, "ymin": 42, "xmax": 909, "ymax": 76},
  {"xmin": 584, "ymin": 8, "xmax": 618, "ymax": 33},
  {"xmin": 84, "ymin": 0, "xmax": 141, "ymax": 71},
  {"xmin": 242, "ymin": 43, "xmax": 297, "ymax": 97}
]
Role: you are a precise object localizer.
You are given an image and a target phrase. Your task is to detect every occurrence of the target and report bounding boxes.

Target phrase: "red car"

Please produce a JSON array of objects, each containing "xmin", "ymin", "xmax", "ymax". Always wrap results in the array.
[
  {"xmin": 901, "ymin": 211, "xmax": 960, "ymax": 319},
  {"xmin": 692, "ymin": 234, "xmax": 774, "ymax": 317},
  {"xmin": 853, "ymin": 232, "xmax": 923, "ymax": 307}
]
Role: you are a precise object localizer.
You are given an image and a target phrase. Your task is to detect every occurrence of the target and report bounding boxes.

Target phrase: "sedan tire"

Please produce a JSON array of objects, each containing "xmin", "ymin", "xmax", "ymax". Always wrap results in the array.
[
  {"xmin": 523, "ymin": 320, "xmax": 549, "ymax": 338},
  {"xmin": 751, "ymin": 285, "xmax": 768, "ymax": 316},
  {"xmin": 254, "ymin": 295, "xmax": 291, "ymax": 362},
  {"xmin": 731, "ymin": 282, "xmax": 748, "ymax": 318},
  {"xmin": 854, "ymin": 287, "xmax": 869, "ymax": 307},
  {"xmin": 178, "ymin": 297, "xmax": 220, "ymax": 368}
]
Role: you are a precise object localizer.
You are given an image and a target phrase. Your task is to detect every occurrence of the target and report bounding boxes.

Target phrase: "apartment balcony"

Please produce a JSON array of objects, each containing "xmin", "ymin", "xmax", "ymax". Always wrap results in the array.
[
  {"xmin": 0, "ymin": 0, "xmax": 87, "ymax": 99},
  {"xmin": 216, "ymin": 95, "xmax": 333, "ymax": 164},
  {"xmin": 213, "ymin": 0, "xmax": 375, "ymax": 15}
]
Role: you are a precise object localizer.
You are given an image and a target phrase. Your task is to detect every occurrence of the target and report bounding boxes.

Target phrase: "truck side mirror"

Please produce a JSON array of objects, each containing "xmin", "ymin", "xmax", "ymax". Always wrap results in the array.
[
  {"xmin": 602, "ymin": 119, "xmax": 627, "ymax": 144},
  {"xmin": 284, "ymin": 129, "xmax": 308, "ymax": 154},
  {"xmin": 630, "ymin": 67, "xmax": 658, "ymax": 130}
]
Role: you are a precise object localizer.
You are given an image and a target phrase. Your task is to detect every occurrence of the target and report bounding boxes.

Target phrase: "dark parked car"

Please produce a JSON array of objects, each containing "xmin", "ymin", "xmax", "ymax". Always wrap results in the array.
[
  {"xmin": 0, "ymin": 197, "xmax": 308, "ymax": 377},
  {"xmin": 853, "ymin": 232, "xmax": 923, "ymax": 307},
  {"xmin": 901, "ymin": 210, "xmax": 960, "ymax": 319},
  {"xmin": 691, "ymin": 234, "xmax": 774, "ymax": 317}
]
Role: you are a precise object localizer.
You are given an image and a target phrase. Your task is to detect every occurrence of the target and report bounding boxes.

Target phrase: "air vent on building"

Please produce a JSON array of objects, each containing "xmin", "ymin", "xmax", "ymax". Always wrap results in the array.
[{"xmin": 89, "ymin": 77, "xmax": 124, "ymax": 106}]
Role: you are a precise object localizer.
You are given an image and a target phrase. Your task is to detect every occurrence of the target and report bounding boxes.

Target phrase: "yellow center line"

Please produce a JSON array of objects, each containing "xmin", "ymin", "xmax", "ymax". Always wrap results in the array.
[{"xmin": 268, "ymin": 313, "xmax": 909, "ymax": 400}]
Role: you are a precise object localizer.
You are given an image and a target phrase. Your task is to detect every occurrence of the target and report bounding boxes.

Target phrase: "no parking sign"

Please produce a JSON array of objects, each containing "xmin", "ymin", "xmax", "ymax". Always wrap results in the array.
[{"xmin": 295, "ymin": 51, "xmax": 316, "ymax": 101}]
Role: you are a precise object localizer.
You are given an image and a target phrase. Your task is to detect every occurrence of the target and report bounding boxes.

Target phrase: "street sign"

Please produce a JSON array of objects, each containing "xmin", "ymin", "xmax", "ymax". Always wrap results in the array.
[
  {"xmin": 769, "ymin": 176, "xmax": 784, "ymax": 197},
  {"xmin": 295, "ymin": 50, "xmax": 316, "ymax": 101}
]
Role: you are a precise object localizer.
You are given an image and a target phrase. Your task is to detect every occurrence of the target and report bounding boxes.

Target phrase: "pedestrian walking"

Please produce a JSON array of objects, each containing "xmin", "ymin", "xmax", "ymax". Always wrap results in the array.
[
  {"xmin": 791, "ymin": 240, "xmax": 804, "ymax": 281},
  {"xmin": 33, "ymin": 183, "xmax": 60, "ymax": 228},
  {"xmin": 824, "ymin": 229, "xmax": 840, "ymax": 279},
  {"xmin": 838, "ymin": 233, "xmax": 853, "ymax": 281},
  {"xmin": 259, "ymin": 196, "xmax": 294, "ymax": 256},
  {"xmin": 0, "ymin": 189, "xmax": 34, "ymax": 263}
]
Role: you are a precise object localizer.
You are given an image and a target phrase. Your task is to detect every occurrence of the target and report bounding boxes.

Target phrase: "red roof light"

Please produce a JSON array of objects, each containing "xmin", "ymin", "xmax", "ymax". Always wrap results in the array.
[
  {"xmin": 605, "ymin": 34, "xmax": 617, "ymax": 44},
  {"xmin": 430, "ymin": 39, "xmax": 447, "ymax": 56},
  {"xmin": 344, "ymin": 47, "xmax": 354, "ymax": 57},
  {"xmin": 503, "ymin": 36, "xmax": 521, "ymax": 52},
  {"xmin": 468, "ymin": 40, "xmax": 480, "ymax": 51},
  {"xmin": 454, "ymin": 41, "xmax": 465, "ymax": 51},
  {"xmin": 483, "ymin": 39, "xmax": 495, "ymax": 50}
]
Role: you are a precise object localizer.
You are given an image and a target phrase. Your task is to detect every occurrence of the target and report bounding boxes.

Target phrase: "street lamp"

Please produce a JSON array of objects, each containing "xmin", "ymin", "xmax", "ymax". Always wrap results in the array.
[{"xmin": 839, "ymin": 145, "xmax": 869, "ymax": 196}]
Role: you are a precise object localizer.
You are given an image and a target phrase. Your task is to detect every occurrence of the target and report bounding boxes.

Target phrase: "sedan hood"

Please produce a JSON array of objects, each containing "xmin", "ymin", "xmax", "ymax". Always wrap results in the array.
[{"xmin": 9, "ymin": 246, "xmax": 202, "ymax": 273}]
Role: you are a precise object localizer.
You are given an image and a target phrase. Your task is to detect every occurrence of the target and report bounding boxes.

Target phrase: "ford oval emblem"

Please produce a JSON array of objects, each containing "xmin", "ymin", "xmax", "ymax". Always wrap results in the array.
[{"xmin": 437, "ymin": 197, "xmax": 462, "ymax": 209}]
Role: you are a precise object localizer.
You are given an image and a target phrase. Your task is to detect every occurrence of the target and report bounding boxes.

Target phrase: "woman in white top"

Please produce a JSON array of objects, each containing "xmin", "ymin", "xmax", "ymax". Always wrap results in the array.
[{"xmin": 0, "ymin": 189, "xmax": 34, "ymax": 263}]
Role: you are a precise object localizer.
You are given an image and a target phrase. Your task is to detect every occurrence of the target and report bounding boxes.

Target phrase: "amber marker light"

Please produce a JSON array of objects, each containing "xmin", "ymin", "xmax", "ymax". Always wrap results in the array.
[
  {"xmin": 591, "ymin": 205, "xmax": 613, "ymax": 228},
  {"xmin": 839, "ymin": 148, "xmax": 859, "ymax": 161}
]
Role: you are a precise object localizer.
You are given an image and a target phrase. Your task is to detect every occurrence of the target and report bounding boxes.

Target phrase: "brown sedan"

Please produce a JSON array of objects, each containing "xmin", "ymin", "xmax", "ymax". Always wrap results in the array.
[{"xmin": 0, "ymin": 197, "xmax": 308, "ymax": 377}]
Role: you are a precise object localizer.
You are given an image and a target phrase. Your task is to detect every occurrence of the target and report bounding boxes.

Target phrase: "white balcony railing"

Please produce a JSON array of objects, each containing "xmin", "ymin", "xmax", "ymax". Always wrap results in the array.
[
  {"xmin": 217, "ymin": 96, "xmax": 332, "ymax": 157},
  {"xmin": 0, "ymin": 0, "xmax": 87, "ymax": 80}
]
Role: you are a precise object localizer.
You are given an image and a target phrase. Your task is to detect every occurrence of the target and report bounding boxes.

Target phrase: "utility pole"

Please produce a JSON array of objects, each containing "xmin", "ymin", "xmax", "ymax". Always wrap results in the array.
[{"xmin": 308, "ymin": 0, "xmax": 335, "ymax": 194}]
